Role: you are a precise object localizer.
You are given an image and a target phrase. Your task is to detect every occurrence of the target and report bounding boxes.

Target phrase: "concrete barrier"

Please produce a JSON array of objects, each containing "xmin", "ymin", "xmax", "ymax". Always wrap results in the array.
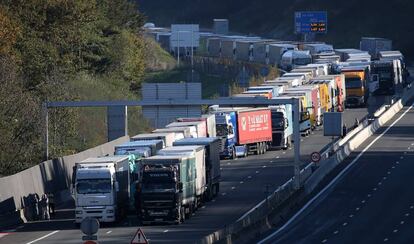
[
  {"xmin": 305, "ymin": 87, "xmax": 414, "ymax": 194},
  {"xmin": 199, "ymin": 87, "xmax": 414, "ymax": 243},
  {"xmin": 0, "ymin": 136, "xmax": 129, "ymax": 228}
]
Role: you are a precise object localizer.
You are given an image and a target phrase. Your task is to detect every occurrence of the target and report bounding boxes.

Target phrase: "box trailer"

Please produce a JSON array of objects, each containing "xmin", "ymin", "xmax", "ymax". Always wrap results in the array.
[
  {"xmin": 210, "ymin": 107, "xmax": 272, "ymax": 159},
  {"xmin": 131, "ymin": 132, "xmax": 175, "ymax": 147},
  {"xmin": 173, "ymin": 137, "xmax": 221, "ymax": 200}
]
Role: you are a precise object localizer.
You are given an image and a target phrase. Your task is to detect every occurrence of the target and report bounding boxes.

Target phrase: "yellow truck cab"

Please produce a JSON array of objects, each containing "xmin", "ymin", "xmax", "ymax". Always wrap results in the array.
[{"xmin": 341, "ymin": 66, "xmax": 369, "ymax": 107}]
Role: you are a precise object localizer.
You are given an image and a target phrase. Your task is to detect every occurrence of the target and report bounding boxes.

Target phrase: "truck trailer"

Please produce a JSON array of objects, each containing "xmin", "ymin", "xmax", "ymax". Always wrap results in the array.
[
  {"xmin": 140, "ymin": 155, "xmax": 197, "ymax": 224},
  {"xmin": 210, "ymin": 107, "xmax": 273, "ymax": 159},
  {"xmin": 157, "ymin": 146, "xmax": 206, "ymax": 207},
  {"xmin": 173, "ymin": 137, "xmax": 221, "ymax": 200}
]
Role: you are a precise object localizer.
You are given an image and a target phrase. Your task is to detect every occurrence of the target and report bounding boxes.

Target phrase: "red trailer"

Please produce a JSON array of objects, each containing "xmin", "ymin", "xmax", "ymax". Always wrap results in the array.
[{"xmin": 236, "ymin": 108, "xmax": 272, "ymax": 155}]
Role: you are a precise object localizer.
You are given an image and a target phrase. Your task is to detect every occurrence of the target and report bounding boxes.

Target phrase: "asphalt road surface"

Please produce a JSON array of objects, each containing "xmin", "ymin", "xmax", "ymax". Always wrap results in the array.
[
  {"xmin": 0, "ymin": 106, "xmax": 375, "ymax": 244},
  {"xmin": 258, "ymin": 101, "xmax": 414, "ymax": 244}
]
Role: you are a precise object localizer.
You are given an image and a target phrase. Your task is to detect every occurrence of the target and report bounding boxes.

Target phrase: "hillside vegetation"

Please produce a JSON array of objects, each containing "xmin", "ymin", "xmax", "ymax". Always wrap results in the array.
[
  {"xmin": 0, "ymin": 0, "xmax": 151, "ymax": 176},
  {"xmin": 138, "ymin": 0, "xmax": 414, "ymax": 59}
]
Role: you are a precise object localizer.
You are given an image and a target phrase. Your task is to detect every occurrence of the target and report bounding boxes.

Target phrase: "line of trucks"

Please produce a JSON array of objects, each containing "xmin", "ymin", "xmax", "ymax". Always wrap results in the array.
[{"xmin": 72, "ymin": 37, "xmax": 408, "ymax": 226}]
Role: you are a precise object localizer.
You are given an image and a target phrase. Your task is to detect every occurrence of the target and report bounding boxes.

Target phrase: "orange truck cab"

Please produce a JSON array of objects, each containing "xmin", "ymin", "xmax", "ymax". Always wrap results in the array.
[{"xmin": 341, "ymin": 67, "xmax": 369, "ymax": 107}]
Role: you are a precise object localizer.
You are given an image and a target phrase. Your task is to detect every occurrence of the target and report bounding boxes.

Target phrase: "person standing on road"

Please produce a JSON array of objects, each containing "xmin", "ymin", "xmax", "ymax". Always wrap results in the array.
[
  {"xmin": 32, "ymin": 194, "xmax": 40, "ymax": 221},
  {"xmin": 342, "ymin": 123, "xmax": 347, "ymax": 138},
  {"xmin": 47, "ymin": 192, "xmax": 55, "ymax": 216},
  {"xmin": 40, "ymin": 194, "xmax": 50, "ymax": 220}
]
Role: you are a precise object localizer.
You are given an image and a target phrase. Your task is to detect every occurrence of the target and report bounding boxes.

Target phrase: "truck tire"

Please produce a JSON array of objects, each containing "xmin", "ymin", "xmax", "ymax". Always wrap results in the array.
[
  {"xmin": 255, "ymin": 143, "xmax": 261, "ymax": 155},
  {"xmin": 231, "ymin": 146, "xmax": 236, "ymax": 159}
]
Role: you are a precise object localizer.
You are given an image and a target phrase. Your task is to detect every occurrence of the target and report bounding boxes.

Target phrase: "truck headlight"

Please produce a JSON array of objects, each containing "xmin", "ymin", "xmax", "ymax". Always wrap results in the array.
[
  {"xmin": 106, "ymin": 210, "xmax": 114, "ymax": 213},
  {"xmin": 75, "ymin": 210, "xmax": 82, "ymax": 214}
]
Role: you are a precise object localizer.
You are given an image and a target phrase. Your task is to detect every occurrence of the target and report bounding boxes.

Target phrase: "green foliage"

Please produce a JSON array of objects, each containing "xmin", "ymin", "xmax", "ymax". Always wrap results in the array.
[{"xmin": 0, "ymin": 0, "xmax": 148, "ymax": 176}]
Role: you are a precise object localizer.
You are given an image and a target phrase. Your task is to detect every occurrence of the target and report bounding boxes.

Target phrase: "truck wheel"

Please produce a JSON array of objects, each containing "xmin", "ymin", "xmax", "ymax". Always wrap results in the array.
[
  {"xmin": 256, "ymin": 143, "xmax": 261, "ymax": 155},
  {"xmin": 231, "ymin": 147, "xmax": 236, "ymax": 159}
]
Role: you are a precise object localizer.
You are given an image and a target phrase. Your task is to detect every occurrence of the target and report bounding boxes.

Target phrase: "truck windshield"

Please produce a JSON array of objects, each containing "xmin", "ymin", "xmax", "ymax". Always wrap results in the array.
[
  {"xmin": 345, "ymin": 77, "xmax": 363, "ymax": 89},
  {"xmin": 294, "ymin": 58, "xmax": 312, "ymax": 65},
  {"xmin": 379, "ymin": 72, "xmax": 393, "ymax": 81},
  {"xmin": 272, "ymin": 113, "xmax": 285, "ymax": 129},
  {"xmin": 77, "ymin": 179, "xmax": 111, "ymax": 194},
  {"xmin": 142, "ymin": 183, "xmax": 175, "ymax": 193},
  {"xmin": 216, "ymin": 124, "xmax": 229, "ymax": 136}
]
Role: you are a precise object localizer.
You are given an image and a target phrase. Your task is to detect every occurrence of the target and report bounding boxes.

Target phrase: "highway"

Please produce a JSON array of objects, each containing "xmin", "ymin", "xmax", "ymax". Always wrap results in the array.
[
  {"xmin": 258, "ymin": 101, "xmax": 414, "ymax": 244},
  {"xmin": 0, "ymin": 106, "xmax": 370, "ymax": 244}
]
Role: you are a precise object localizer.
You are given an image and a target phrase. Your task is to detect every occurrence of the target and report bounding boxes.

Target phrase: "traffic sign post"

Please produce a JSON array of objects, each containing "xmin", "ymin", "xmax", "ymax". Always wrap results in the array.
[
  {"xmin": 131, "ymin": 228, "xmax": 149, "ymax": 244},
  {"xmin": 311, "ymin": 151, "xmax": 321, "ymax": 163}
]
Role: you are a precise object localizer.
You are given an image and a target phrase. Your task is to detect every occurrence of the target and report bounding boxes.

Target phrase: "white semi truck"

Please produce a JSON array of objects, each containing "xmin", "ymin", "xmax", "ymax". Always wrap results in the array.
[{"xmin": 73, "ymin": 155, "xmax": 134, "ymax": 224}]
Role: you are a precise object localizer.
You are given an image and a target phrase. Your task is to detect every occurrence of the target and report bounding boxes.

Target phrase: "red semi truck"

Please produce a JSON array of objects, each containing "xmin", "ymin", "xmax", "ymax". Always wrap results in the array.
[{"xmin": 210, "ymin": 107, "xmax": 273, "ymax": 158}]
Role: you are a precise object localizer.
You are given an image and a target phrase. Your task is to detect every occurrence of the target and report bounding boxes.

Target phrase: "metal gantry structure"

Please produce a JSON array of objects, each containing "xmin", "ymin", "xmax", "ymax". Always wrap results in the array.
[{"xmin": 44, "ymin": 97, "xmax": 302, "ymax": 188}]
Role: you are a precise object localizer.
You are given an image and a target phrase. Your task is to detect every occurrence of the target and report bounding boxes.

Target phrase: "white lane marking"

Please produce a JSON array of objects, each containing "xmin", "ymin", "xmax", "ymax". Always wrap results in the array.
[
  {"xmin": 410, "ymin": 205, "xmax": 414, "ymax": 209},
  {"xmin": 221, "ymin": 192, "xmax": 227, "ymax": 196},
  {"xmin": 26, "ymin": 230, "xmax": 59, "ymax": 244},
  {"xmin": 212, "ymin": 199, "xmax": 216, "ymax": 202},
  {"xmin": 282, "ymin": 152, "xmax": 286, "ymax": 154},
  {"xmin": 0, "ymin": 233, "xmax": 10, "ymax": 239},
  {"xmin": 262, "ymin": 165, "xmax": 267, "ymax": 168},
  {"xmin": 227, "ymin": 162, "xmax": 231, "ymax": 165},
  {"xmin": 220, "ymin": 168, "xmax": 223, "ymax": 170},
  {"xmin": 405, "ymin": 213, "xmax": 410, "ymax": 217},
  {"xmin": 333, "ymin": 230, "xmax": 339, "ymax": 234},
  {"xmin": 349, "ymin": 214, "xmax": 354, "ymax": 218},
  {"xmin": 396, "ymin": 161, "xmax": 400, "ymax": 164},
  {"xmin": 321, "ymin": 239, "xmax": 327, "ymax": 243},
  {"xmin": 411, "ymin": 143, "xmax": 414, "ymax": 146},
  {"xmin": 356, "ymin": 207, "xmax": 360, "ymax": 211},
  {"xmin": 248, "ymin": 176, "xmax": 252, "ymax": 179},
  {"xmin": 201, "ymin": 206, "xmax": 206, "ymax": 209},
  {"xmin": 361, "ymin": 200, "xmax": 366, "ymax": 204},
  {"xmin": 163, "ymin": 230, "xmax": 169, "ymax": 233},
  {"xmin": 255, "ymin": 171, "xmax": 260, "ymax": 174},
  {"xmin": 392, "ymin": 166, "xmax": 395, "ymax": 169},
  {"xmin": 400, "ymin": 156, "xmax": 404, "ymax": 159},
  {"xmin": 404, "ymin": 151, "xmax": 407, "ymax": 154},
  {"xmin": 378, "ymin": 182, "xmax": 382, "ymax": 185},
  {"xmin": 240, "ymin": 181, "xmax": 244, "ymax": 184},
  {"xmin": 231, "ymin": 186, "xmax": 236, "ymax": 190},
  {"xmin": 276, "ymin": 156, "xmax": 280, "ymax": 159},
  {"xmin": 387, "ymin": 171, "xmax": 391, "ymax": 175},
  {"xmin": 367, "ymin": 194, "xmax": 372, "ymax": 198},
  {"xmin": 384, "ymin": 238, "xmax": 389, "ymax": 242},
  {"xmin": 373, "ymin": 188, "xmax": 377, "ymax": 191},
  {"xmin": 383, "ymin": 177, "xmax": 387, "ymax": 180},
  {"xmin": 393, "ymin": 229, "xmax": 398, "ymax": 233},
  {"xmin": 270, "ymin": 161, "xmax": 274, "ymax": 163},
  {"xmin": 257, "ymin": 104, "xmax": 414, "ymax": 244},
  {"xmin": 401, "ymin": 221, "xmax": 405, "ymax": 225},
  {"xmin": 106, "ymin": 231, "xmax": 112, "ymax": 234},
  {"xmin": 343, "ymin": 222, "xmax": 348, "ymax": 226}
]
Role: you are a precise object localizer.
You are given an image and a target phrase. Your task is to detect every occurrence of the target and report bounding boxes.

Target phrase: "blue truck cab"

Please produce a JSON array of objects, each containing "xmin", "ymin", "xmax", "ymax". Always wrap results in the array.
[{"xmin": 213, "ymin": 111, "xmax": 238, "ymax": 159}]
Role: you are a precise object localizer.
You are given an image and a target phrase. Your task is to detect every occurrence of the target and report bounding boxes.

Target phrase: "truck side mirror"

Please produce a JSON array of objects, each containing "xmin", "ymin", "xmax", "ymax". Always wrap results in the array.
[
  {"xmin": 115, "ymin": 182, "xmax": 120, "ymax": 192},
  {"xmin": 178, "ymin": 182, "xmax": 183, "ymax": 193}
]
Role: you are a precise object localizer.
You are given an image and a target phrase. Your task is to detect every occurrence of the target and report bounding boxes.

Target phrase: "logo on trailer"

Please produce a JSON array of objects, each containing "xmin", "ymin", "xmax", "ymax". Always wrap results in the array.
[{"xmin": 241, "ymin": 116, "xmax": 247, "ymax": 131}]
